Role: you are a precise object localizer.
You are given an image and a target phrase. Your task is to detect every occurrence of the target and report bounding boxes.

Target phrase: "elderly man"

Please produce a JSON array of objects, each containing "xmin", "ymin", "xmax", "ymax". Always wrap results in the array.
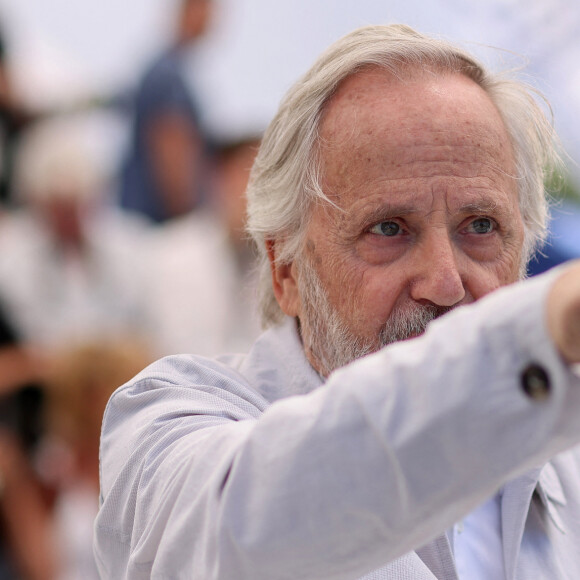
[{"xmin": 95, "ymin": 25, "xmax": 580, "ymax": 579}]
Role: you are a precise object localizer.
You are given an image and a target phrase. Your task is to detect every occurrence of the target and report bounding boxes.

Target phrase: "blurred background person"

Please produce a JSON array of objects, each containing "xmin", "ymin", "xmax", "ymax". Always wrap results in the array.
[
  {"xmin": 118, "ymin": 0, "xmax": 215, "ymax": 224},
  {"xmin": 0, "ymin": 22, "xmax": 34, "ymax": 209},
  {"xmin": 145, "ymin": 134, "xmax": 262, "ymax": 357},
  {"xmin": 0, "ymin": 25, "xmax": 61, "ymax": 580},
  {"xmin": 0, "ymin": 300, "xmax": 54, "ymax": 580},
  {"xmin": 0, "ymin": 300, "xmax": 44, "ymax": 414},
  {"xmin": 0, "ymin": 112, "xmax": 154, "ymax": 356},
  {"xmin": 0, "ymin": 429, "xmax": 56, "ymax": 580},
  {"xmin": 40, "ymin": 339, "xmax": 153, "ymax": 580}
]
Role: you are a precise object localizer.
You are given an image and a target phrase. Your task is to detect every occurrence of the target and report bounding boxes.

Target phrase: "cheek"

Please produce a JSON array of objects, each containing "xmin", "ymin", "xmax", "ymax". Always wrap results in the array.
[
  {"xmin": 494, "ymin": 225, "xmax": 526, "ymax": 283},
  {"xmin": 356, "ymin": 234, "xmax": 410, "ymax": 266},
  {"xmin": 462, "ymin": 219, "xmax": 525, "ymax": 298},
  {"xmin": 463, "ymin": 252, "xmax": 522, "ymax": 300},
  {"xmin": 337, "ymin": 265, "xmax": 407, "ymax": 335},
  {"xmin": 320, "ymin": 258, "xmax": 363, "ymax": 312}
]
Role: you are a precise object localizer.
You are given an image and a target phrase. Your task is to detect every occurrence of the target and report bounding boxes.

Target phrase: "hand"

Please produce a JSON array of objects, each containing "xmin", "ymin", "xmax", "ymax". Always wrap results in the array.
[{"xmin": 546, "ymin": 260, "xmax": 580, "ymax": 364}]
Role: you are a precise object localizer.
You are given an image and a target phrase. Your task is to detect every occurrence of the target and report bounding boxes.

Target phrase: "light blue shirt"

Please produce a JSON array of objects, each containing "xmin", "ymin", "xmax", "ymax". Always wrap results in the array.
[
  {"xmin": 95, "ymin": 267, "xmax": 580, "ymax": 579},
  {"xmin": 452, "ymin": 492, "xmax": 505, "ymax": 579}
]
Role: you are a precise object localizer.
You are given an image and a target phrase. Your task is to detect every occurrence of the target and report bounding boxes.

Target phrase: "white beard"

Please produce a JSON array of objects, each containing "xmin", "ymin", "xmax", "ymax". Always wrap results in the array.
[{"xmin": 297, "ymin": 258, "xmax": 451, "ymax": 377}]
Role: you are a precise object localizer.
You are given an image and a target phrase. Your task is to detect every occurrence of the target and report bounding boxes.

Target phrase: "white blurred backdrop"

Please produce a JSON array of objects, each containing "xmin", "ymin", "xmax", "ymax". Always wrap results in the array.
[{"xmin": 0, "ymin": 0, "xmax": 579, "ymax": 178}]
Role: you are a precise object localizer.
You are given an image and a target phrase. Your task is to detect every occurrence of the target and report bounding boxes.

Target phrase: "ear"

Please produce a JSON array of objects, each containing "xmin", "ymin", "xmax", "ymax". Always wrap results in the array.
[{"xmin": 266, "ymin": 239, "xmax": 301, "ymax": 318}]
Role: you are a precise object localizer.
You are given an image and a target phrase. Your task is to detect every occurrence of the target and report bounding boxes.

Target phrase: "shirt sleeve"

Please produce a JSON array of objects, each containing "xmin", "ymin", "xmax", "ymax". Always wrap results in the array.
[
  {"xmin": 138, "ymin": 54, "xmax": 199, "ymax": 122},
  {"xmin": 94, "ymin": 267, "xmax": 580, "ymax": 580}
]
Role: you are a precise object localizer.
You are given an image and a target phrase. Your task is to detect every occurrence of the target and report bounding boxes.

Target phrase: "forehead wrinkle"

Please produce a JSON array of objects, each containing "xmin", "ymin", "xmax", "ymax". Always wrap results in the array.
[
  {"xmin": 374, "ymin": 138, "xmax": 514, "ymax": 172},
  {"xmin": 459, "ymin": 200, "xmax": 499, "ymax": 214},
  {"xmin": 321, "ymin": 144, "xmax": 517, "ymax": 195},
  {"xmin": 330, "ymin": 173, "xmax": 512, "ymax": 212},
  {"xmin": 421, "ymin": 194, "xmax": 498, "ymax": 222},
  {"xmin": 446, "ymin": 190, "xmax": 519, "ymax": 224},
  {"xmin": 354, "ymin": 201, "xmax": 419, "ymax": 223}
]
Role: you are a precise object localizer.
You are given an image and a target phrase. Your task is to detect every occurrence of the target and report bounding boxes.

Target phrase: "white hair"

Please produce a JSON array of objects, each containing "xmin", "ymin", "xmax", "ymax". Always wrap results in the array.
[{"xmin": 246, "ymin": 24, "xmax": 562, "ymax": 327}]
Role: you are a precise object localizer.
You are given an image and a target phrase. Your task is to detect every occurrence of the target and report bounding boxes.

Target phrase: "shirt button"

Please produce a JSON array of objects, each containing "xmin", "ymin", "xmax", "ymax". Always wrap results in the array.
[{"xmin": 521, "ymin": 364, "xmax": 551, "ymax": 401}]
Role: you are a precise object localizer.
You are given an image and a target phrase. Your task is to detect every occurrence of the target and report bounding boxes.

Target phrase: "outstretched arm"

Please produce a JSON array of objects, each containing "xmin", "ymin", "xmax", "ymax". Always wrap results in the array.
[{"xmin": 95, "ymin": 265, "xmax": 580, "ymax": 579}]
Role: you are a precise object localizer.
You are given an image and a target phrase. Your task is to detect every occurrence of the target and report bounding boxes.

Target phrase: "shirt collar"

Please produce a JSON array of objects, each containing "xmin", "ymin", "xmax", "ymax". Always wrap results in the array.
[{"xmin": 238, "ymin": 316, "xmax": 323, "ymax": 404}]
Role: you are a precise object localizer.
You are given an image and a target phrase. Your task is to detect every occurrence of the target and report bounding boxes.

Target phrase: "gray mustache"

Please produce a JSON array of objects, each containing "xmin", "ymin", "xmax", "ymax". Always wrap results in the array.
[{"xmin": 379, "ymin": 303, "xmax": 453, "ymax": 346}]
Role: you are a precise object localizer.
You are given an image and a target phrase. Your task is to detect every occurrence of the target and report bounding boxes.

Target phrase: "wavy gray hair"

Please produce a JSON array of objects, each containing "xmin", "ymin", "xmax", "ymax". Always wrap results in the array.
[{"xmin": 246, "ymin": 24, "xmax": 561, "ymax": 328}]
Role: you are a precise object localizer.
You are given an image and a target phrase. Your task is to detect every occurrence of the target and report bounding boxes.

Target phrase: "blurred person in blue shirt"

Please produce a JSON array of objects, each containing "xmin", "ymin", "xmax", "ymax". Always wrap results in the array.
[{"xmin": 118, "ymin": 0, "xmax": 215, "ymax": 223}]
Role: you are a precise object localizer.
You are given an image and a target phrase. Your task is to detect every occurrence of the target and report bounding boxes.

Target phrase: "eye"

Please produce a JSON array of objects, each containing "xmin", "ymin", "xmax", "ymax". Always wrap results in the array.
[
  {"xmin": 369, "ymin": 221, "xmax": 402, "ymax": 237},
  {"xmin": 467, "ymin": 217, "xmax": 495, "ymax": 234}
]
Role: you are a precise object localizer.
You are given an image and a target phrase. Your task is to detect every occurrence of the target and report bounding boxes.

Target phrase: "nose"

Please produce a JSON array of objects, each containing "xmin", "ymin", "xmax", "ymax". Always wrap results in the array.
[{"xmin": 409, "ymin": 233, "xmax": 466, "ymax": 307}]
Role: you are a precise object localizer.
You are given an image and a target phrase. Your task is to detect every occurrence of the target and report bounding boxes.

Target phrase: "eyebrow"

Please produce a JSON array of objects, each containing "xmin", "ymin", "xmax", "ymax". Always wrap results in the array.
[
  {"xmin": 344, "ymin": 202, "xmax": 418, "ymax": 236},
  {"xmin": 352, "ymin": 202, "xmax": 418, "ymax": 225},
  {"xmin": 458, "ymin": 201, "xmax": 500, "ymax": 214}
]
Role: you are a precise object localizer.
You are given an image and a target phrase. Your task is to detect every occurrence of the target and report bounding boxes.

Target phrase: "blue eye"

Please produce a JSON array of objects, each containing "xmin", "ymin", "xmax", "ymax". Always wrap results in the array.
[
  {"xmin": 469, "ymin": 218, "xmax": 494, "ymax": 234},
  {"xmin": 370, "ymin": 221, "xmax": 401, "ymax": 236}
]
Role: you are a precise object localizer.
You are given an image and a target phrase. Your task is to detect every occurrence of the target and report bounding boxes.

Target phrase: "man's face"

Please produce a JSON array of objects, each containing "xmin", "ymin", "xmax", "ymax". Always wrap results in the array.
[{"xmin": 272, "ymin": 68, "xmax": 524, "ymax": 376}]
